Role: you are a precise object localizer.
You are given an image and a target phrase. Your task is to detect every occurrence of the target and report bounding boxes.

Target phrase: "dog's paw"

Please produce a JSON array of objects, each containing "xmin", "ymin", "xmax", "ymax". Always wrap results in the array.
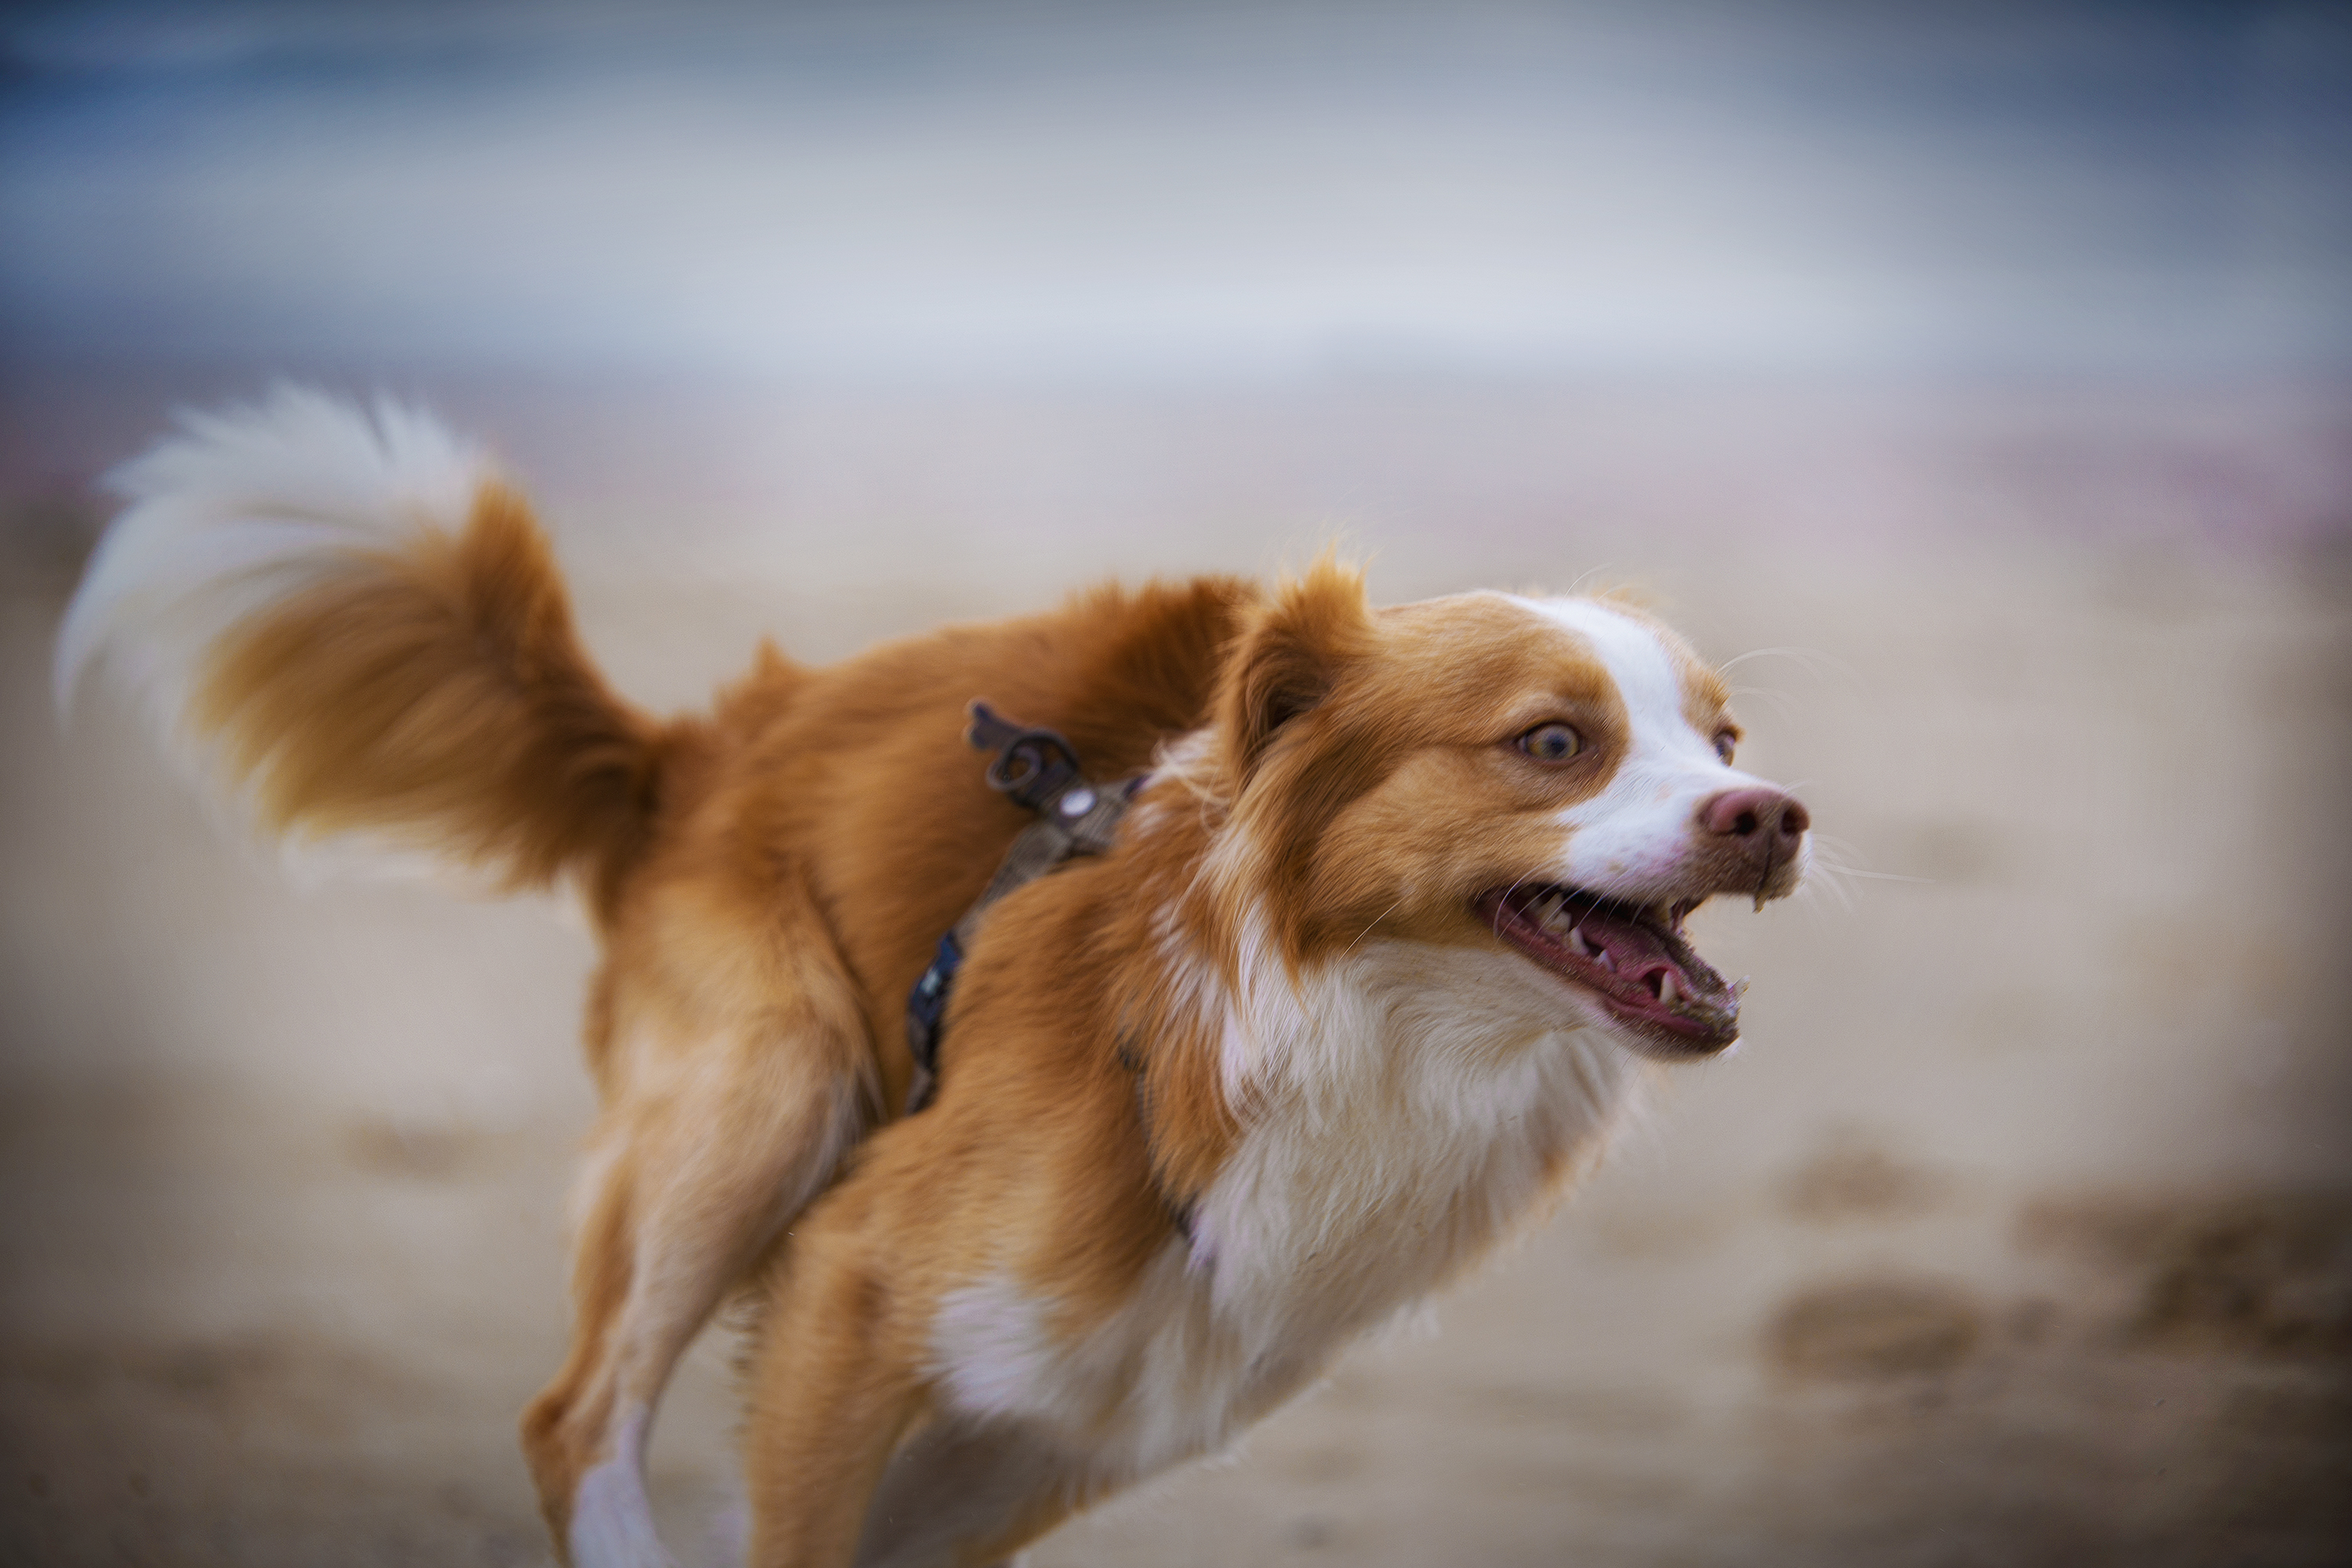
[{"xmin": 568, "ymin": 1453, "xmax": 673, "ymax": 1568}]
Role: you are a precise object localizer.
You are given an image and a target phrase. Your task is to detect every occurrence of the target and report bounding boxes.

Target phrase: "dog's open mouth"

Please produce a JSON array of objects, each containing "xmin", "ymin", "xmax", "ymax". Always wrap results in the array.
[{"xmin": 1475, "ymin": 885, "xmax": 1744, "ymax": 1054}]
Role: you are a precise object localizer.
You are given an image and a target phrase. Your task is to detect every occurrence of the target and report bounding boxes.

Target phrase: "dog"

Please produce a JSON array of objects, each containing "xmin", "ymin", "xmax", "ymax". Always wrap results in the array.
[{"xmin": 56, "ymin": 389, "xmax": 1810, "ymax": 1567}]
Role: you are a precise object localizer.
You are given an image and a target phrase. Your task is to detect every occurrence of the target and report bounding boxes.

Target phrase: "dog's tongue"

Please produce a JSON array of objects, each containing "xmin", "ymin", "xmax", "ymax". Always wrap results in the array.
[
  {"xmin": 1483, "ymin": 884, "xmax": 1744, "ymax": 1048},
  {"xmin": 1570, "ymin": 900, "xmax": 1737, "ymax": 1018},
  {"xmin": 1575, "ymin": 905, "xmax": 1679, "ymax": 978}
]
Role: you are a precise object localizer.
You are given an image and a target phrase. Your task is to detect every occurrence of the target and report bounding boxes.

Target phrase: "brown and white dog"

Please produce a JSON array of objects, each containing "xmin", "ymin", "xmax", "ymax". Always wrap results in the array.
[{"xmin": 57, "ymin": 390, "xmax": 1810, "ymax": 1568}]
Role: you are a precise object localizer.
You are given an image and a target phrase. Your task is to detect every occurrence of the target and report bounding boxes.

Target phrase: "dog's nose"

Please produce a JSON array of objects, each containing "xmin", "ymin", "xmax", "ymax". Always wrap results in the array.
[{"xmin": 1698, "ymin": 786, "xmax": 1809, "ymax": 846}]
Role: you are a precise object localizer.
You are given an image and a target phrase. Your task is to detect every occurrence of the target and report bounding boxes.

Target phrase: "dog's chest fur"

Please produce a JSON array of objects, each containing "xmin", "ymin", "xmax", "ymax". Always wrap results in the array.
[{"xmin": 928, "ymin": 938, "xmax": 1643, "ymax": 1481}]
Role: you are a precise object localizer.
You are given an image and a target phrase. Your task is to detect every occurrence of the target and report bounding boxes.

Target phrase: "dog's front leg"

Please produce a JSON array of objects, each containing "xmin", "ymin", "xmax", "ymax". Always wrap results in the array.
[
  {"xmin": 741, "ymin": 1213, "xmax": 928, "ymax": 1568},
  {"xmin": 848, "ymin": 1415, "xmax": 1084, "ymax": 1568}
]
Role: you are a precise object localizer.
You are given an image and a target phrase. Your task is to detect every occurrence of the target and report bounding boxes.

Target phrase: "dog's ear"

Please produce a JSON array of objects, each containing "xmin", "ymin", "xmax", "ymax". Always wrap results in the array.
[{"xmin": 1217, "ymin": 557, "xmax": 1374, "ymax": 779}]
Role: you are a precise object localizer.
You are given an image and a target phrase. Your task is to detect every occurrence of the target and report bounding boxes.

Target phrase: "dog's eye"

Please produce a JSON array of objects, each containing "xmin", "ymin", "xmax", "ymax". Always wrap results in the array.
[
  {"xmin": 1518, "ymin": 723, "xmax": 1583, "ymax": 762},
  {"xmin": 1713, "ymin": 731, "xmax": 1737, "ymax": 765}
]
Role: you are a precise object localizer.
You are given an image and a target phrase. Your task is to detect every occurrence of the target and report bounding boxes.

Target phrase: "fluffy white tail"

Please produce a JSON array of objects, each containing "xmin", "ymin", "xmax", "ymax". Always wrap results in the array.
[{"xmin": 56, "ymin": 387, "xmax": 664, "ymax": 907}]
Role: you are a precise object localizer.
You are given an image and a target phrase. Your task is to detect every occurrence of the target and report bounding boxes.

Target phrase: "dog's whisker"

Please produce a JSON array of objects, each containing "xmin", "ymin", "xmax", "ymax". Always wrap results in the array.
[
  {"xmin": 1490, "ymin": 874, "xmax": 1535, "ymax": 941},
  {"xmin": 1726, "ymin": 684, "xmax": 1802, "ymax": 717},
  {"xmin": 1342, "ymin": 898, "xmax": 1409, "ymax": 960},
  {"xmin": 1805, "ymin": 834, "xmax": 1931, "ymax": 889},
  {"xmin": 1719, "ymin": 645, "xmax": 1863, "ymax": 688}
]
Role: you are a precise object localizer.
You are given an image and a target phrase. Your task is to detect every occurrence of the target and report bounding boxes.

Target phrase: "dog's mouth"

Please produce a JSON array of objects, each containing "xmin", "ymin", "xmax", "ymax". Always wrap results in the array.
[{"xmin": 1474, "ymin": 884, "xmax": 1744, "ymax": 1055}]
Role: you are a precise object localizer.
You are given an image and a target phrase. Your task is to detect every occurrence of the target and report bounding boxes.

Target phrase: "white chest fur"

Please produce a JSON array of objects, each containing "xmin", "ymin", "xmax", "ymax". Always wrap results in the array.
[{"xmin": 928, "ymin": 939, "xmax": 1644, "ymax": 1483}]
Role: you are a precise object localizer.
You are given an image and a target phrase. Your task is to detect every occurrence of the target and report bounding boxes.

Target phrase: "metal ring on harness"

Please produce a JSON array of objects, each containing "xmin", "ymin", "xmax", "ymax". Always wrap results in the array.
[{"xmin": 971, "ymin": 702, "xmax": 1083, "ymax": 811}]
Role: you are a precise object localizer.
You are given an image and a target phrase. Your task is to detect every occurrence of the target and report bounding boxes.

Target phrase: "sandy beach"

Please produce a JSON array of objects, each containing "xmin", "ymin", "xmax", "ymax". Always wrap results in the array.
[{"xmin": 2, "ymin": 374, "xmax": 2347, "ymax": 1565}]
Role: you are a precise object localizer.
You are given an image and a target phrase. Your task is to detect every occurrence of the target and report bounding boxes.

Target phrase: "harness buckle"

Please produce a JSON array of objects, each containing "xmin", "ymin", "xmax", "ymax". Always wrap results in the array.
[{"xmin": 967, "ymin": 701, "xmax": 1081, "ymax": 811}]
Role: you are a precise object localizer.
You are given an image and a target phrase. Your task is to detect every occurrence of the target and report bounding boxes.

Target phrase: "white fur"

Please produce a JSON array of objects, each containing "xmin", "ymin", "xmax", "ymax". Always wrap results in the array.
[
  {"xmin": 53, "ymin": 387, "xmax": 492, "ymax": 782},
  {"xmin": 930, "ymin": 934, "xmax": 1642, "ymax": 1490},
  {"xmin": 569, "ymin": 1409, "xmax": 670, "ymax": 1568},
  {"xmin": 1191, "ymin": 940, "xmax": 1639, "ymax": 1341},
  {"xmin": 1519, "ymin": 597, "xmax": 1802, "ymax": 902}
]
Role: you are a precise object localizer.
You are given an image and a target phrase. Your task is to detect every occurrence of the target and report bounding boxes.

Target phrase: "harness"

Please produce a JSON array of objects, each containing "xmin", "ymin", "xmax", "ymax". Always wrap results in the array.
[{"xmin": 902, "ymin": 701, "xmax": 1144, "ymax": 1115}]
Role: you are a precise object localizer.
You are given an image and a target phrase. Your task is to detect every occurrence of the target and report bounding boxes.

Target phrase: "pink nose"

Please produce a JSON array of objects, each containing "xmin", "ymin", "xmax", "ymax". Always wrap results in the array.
[{"xmin": 1699, "ymin": 786, "xmax": 1809, "ymax": 844}]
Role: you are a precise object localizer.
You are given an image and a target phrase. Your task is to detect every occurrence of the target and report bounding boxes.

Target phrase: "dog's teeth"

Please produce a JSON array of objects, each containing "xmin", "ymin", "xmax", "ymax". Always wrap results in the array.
[{"xmin": 1657, "ymin": 972, "xmax": 1679, "ymax": 1007}]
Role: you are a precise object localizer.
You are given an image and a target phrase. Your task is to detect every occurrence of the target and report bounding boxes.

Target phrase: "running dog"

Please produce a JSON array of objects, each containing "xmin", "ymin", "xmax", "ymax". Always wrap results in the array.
[{"xmin": 56, "ymin": 390, "xmax": 1810, "ymax": 1566}]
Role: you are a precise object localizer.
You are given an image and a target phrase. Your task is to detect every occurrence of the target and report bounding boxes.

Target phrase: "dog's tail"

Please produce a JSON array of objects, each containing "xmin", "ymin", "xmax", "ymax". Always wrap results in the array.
[{"xmin": 55, "ymin": 387, "xmax": 665, "ymax": 909}]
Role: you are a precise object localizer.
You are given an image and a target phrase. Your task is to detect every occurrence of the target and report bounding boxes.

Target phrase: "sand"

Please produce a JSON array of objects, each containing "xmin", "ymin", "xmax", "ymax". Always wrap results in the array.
[{"xmin": 2, "ymin": 375, "xmax": 2347, "ymax": 1565}]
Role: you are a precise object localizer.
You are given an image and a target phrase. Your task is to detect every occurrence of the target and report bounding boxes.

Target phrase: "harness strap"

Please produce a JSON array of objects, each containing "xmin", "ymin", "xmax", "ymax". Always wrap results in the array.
[{"xmin": 902, "ymin": 701, "xmax": 1142, "ymax": 1115}]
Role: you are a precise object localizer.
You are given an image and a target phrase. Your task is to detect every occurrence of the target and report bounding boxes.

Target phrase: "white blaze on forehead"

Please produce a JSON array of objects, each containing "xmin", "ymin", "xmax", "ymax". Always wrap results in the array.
[
  {"xmin": 1517, "ymin": 597, "xmax": 1714, "ymax": 760},
  {"xmin": 1512, "ymin": 596, "xmax": 1764, "ymax": 902}
]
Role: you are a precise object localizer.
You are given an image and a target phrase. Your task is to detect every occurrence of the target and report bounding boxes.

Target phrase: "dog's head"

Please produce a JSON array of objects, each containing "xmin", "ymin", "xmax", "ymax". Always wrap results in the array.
[{"xmin": 1193, "ymin": 561, "xmax": 1808, "ymax": 1060}]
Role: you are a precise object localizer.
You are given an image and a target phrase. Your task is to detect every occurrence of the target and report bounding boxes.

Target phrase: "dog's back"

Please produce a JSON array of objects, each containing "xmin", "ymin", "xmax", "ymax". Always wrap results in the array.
[{"xmin": 684, "ymin": 575, "xmax": 1255, "ymax": 1101}]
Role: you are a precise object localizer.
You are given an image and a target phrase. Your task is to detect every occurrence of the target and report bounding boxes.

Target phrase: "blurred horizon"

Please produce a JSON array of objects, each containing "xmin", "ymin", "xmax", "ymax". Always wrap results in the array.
[{"xmin": 4, "ymin": 0, "xmax": 2348, "ymax": 387}]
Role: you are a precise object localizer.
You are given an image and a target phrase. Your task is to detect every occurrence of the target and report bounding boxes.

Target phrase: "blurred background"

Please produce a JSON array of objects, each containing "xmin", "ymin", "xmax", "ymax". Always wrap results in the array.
[{"xmin": 3, "ymin": 1, "xmax": 2348, "ymax": 1563}]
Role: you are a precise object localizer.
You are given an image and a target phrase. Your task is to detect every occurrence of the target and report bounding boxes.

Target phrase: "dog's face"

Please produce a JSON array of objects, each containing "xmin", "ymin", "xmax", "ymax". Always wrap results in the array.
[{"xmin": 1210, "ymin": 569, "xmax": 1808, "ymax": 1059}]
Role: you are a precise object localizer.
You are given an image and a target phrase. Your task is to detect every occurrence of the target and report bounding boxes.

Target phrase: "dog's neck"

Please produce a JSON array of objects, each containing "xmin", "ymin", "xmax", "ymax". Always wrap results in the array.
[{"xmin": 1186, "ymin": 931, "xmax": 1646, "ymax": 1314}]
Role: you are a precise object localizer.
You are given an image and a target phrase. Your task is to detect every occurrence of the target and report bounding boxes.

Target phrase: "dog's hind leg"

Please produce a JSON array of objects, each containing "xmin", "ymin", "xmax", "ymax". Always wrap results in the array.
[{"xmin": 523, "ymin": 874, "xmax": 872, "ymax": 1568}]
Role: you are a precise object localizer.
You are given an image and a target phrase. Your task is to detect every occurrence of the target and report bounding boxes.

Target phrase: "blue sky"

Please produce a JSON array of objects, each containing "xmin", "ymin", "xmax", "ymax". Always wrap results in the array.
[{"xmin": 2, "ymin": 0, "xmax": 2346, "ymax": 381}]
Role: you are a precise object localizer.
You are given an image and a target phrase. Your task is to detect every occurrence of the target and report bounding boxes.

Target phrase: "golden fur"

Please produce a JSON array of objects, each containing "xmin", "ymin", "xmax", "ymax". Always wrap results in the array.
[{"xmin": 60, "ymin": 392, "xmax": 1810, "ymax": 1568}]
